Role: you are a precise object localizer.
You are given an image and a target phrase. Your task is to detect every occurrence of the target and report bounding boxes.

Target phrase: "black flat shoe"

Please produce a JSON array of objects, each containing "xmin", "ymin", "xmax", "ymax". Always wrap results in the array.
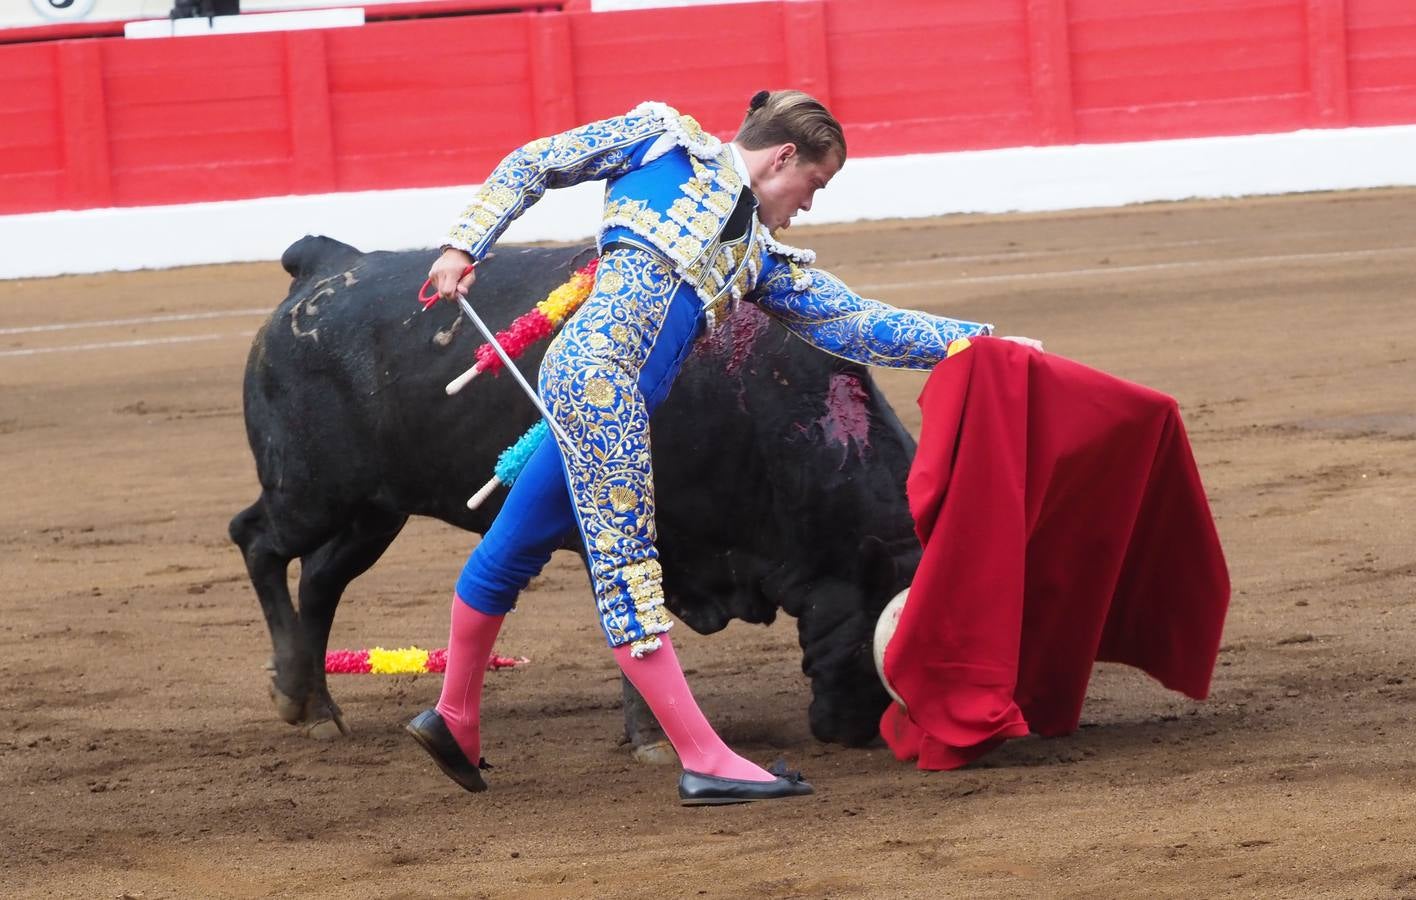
[
  {"xmin": 405, "ymin": 708, "xmax": 491, "ymax": 793},
  {"xmin": 678, "ymin": 761, "xmax": 814, "ymax": 807}
]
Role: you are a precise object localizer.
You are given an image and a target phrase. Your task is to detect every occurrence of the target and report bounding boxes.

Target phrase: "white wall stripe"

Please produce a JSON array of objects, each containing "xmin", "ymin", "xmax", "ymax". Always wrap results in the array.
[
  {"xmin": 0, "ymin": 309, "xmax": 270, "ymax": 336},
  {"xmin": 4, "ymin": 124, "xmax": 1416, "ymax": 281},
  {"xmin": 856, "ymin": 246, "xmax": 1416, "ymax": 292},
  {"xmin": 0, "ymin": 332, "xmax": 252, "ymax": 358},
  {"xmin": 845, "ymin": 231, "xmax": 1362, "ymax": 270}
]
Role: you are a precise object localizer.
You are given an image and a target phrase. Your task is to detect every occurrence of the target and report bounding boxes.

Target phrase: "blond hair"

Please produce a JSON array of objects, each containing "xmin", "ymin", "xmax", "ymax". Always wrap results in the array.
[{"xmin": 734, "ymin": 90, "xmax": 846, "ymax": 165}]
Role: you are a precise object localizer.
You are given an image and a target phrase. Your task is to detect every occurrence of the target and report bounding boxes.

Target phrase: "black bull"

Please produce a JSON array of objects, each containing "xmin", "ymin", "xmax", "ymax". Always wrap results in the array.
[{"xmin": 230, "ymin": 235, "xmax": 921, "ymax": 750}]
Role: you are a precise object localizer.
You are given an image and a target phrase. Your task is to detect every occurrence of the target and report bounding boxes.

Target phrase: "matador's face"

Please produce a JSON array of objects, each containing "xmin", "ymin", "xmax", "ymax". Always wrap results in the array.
[{"xmin": 754, "ymin": 148, "xmax": 841, "ymax": 232}]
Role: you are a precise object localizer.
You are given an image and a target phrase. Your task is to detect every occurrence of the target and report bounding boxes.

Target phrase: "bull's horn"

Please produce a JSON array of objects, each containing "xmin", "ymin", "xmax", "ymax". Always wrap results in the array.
[{"xmin": 872, "ymin": 587, "xmax": 909, "ymax": 710}]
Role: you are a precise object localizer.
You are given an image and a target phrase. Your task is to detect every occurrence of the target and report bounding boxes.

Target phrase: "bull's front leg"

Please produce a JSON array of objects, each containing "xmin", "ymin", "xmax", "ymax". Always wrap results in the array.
[
  {"xmin": 290, "ymin": 598, "xmax": 349, "ymax": 741},
  {"xmin": 620, "ymin": 675, "xmax": 676, "ymax": 764},
  {"xmin": 796, "ymin": 600, "xmax": 893, "ymax": 747},
  {"xmin": 290, "ymin": 507, "xmax": 407, "ymax": 739}
]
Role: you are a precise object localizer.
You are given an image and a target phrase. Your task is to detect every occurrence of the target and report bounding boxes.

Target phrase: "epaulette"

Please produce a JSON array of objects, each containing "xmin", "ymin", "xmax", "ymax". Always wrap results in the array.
[{"xmin": 629, "ymin": 101, "xmax": 724, "ymax": 160}]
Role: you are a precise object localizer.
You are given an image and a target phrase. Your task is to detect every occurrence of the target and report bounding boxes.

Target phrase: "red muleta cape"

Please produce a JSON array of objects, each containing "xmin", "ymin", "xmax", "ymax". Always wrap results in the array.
[{"xmin": 880, "ymin": 337, "xmax": 1230, "ymax": 770}]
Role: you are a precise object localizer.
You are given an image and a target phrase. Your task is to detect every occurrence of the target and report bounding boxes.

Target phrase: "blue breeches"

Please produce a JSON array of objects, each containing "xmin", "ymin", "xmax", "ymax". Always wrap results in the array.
[{"xmin": 455, "ymin": 248, "xmax": 704, "ymax": 655}]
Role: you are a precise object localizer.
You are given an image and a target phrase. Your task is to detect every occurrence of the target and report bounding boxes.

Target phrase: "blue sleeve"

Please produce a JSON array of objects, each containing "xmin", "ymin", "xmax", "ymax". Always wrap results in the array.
[
  {"xmin": 444, "ymin": 111, "xmax": 665, "ymax": 261},
  {"xmin": 750, "ymin": 255, "xmax": 994, "ymax": 369}
]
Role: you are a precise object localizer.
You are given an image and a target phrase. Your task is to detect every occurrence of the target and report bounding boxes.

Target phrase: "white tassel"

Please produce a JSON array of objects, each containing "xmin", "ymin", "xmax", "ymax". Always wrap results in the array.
[
  {"xmin": 763, "ymin": 234, "xmax": 816, "ymax": 266},
  {"xmin": 467, "ymin": 475, "xmax": 502, "ymax": 510}
]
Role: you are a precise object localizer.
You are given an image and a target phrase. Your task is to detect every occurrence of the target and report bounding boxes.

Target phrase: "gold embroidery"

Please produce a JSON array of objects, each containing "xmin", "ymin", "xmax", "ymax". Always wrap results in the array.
[
  {"xmin": 688, "ymin": 156, "xmax": 711, "ymax": 184},
  {"xmin": 673, "ymin": 234, "xmax": 700, "ymax": 262},
  {"xmin": 679, "ymin": 114, "xmax": 706, "ymax": 140},
  {"xmin": 701, "ymin": 189, "xmax": 734, "ymax": 216},
  {"xmin": 482, "ymin": 184, "xmax": 518, "ymax": 210},
  {"xmin": 585, "ymin": 376, "xmax": 614, "ymax": 407},
  {"xmin": 668, "ymin": 197, "xmax": 697, "ymax": 221},
  {"xmin": 447, "ymin": 108, "xmax": 665, "ymax": 256},
  {"xmin": 692, "ymin": 211, "xmax": 720, "ymax": 239},
  {"xmin": 537, "ymin": 251, "xmax": 689, "ymax": 653},
  {"xmin": 621, "ymin": 559, "xmax": 660, "ymax": 584},
  {"xmin": 705, "ymin": 296, "xmax": 728, "ymax": 326},
  {"xmin": 609, "ymin": 486, "xmax": 636, "ymax": 513},
  {"xmin": 598, "ymin": 270, "xmax": 624, "ymax": 293}
]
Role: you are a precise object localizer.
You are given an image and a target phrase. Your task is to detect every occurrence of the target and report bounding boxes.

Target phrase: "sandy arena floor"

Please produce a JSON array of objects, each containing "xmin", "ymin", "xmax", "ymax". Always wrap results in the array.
[{"xmin": 1, "ymin": 190, "xmax": 1413, "ymax": 899}]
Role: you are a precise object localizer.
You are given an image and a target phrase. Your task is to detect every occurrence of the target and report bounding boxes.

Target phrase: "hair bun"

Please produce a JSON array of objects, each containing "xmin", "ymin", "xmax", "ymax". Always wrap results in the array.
[{"xmin": 749, "ymin": 90, "xmax": 770, "ymax": 112}]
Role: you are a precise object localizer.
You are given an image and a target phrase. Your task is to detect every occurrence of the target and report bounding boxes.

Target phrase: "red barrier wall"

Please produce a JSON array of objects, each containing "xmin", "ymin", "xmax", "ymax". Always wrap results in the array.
[{"xmin": 3, "ymin": 0, "xmax": 1415, "ymax": 216}]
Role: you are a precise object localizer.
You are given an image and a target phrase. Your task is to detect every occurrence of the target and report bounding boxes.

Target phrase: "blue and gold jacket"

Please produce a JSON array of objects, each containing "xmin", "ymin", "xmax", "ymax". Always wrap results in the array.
[{"xmin": 446, "ymin": 102, "xmax": 992, "ymax": 368}]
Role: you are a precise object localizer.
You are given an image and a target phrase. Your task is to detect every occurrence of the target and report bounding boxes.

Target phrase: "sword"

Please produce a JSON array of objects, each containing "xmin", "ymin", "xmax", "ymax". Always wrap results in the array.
[{"xmin": 453, "ymin": 293, "xmax": 575, "ymax": 453}]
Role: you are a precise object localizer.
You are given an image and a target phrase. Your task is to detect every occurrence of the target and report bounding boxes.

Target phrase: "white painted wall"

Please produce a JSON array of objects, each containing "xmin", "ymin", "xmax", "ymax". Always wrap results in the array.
[
  {"xmin": 589, "ymin": 0, "xmax": 756, "ymax": 9},
  {"xmin": 123, "ymin": 7, "xmax": 362, "ymax": 37},
  {"xmin": 5, "ymin": 124, "xmax": 1415, "ymax": 280},
  {"xmin": 4, "ymin": 0, "xmax": 435, "ymax": 27}
]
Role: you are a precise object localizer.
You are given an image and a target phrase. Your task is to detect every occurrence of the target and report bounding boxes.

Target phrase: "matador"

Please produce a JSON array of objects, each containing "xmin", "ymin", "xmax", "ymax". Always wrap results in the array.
[{"xmin": 409, "ymin": 90, "xmax": 1025, "ymax": 806}]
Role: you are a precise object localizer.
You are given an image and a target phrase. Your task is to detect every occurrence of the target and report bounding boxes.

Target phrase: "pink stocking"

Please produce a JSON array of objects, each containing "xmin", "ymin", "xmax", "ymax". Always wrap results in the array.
[
  {"xmin": 435, "ymin": 597, "xmax": 504, "ymax": 760},
  {"xmin": 614, "ymin": 635, "xmax": 773, "ymax": 782}
]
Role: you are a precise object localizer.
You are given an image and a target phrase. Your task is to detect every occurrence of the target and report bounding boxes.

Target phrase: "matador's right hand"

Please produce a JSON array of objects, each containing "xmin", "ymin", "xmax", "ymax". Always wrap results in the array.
[
  {"xmin": 1000, "ymin": 335, "xmax": 1044, "ymax": 352},
  {"xmin": 430, "ymin": 247, "xmax": 477, "ymax": 301}
]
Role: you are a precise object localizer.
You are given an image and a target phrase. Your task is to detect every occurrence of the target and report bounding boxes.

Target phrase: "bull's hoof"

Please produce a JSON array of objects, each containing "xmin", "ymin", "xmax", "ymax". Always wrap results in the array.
[
  {"xmin": 631, "ymin": 739, "xmax": 678, "ymax": 765},
  {"xmin": 304, "ymin": 717, "xmax": 348, "ymax": 740},
  {"xmin": 268, "ymin": 681, "xmax": 306, "ymax": 725},
  {"xmin": 306, "ymin": 693, "xmax": 350, "ymax": 738},
  {"xmin": 267, "ymin": 669, "xmax": 350, "ymax": 738}
]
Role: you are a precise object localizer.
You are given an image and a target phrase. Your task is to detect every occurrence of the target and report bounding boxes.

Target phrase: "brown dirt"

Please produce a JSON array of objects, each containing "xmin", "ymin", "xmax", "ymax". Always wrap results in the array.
[{"xmin": 2, "ymin": 189, "xmax": 1413, "ymax": 899}]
